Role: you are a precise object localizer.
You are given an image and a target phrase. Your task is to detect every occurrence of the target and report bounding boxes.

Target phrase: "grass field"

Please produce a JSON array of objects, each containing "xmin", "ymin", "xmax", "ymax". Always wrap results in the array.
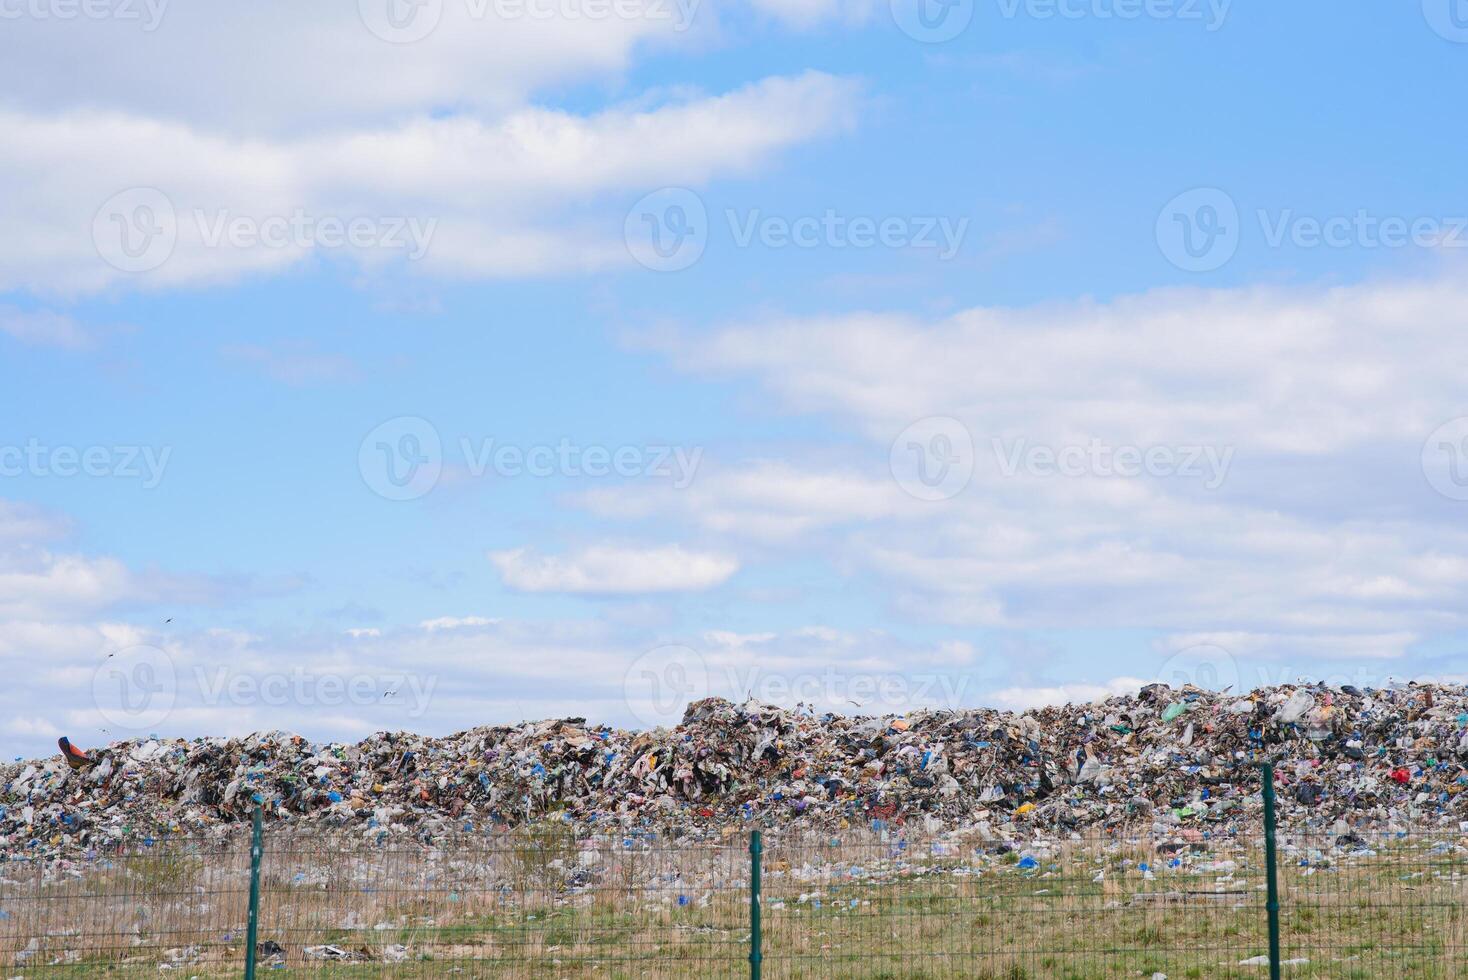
[{"xmin": 3, "ymin": 826, "xmax": 1467, "ymax": 977}]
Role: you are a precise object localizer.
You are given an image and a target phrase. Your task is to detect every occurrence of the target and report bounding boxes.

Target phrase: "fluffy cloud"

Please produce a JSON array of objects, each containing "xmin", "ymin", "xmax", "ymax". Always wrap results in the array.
[
  {"xmin": 0, "ymin": 305, "xmax": 93, "ymax": 348},
  {"xmin": 0, "ymin": 0, "xmax": 889, "ymax": 136},
  {"xmin": 0, "ymin": 3, "xmax": 873, "ymax": 300},
  {"xmin": 222, "ymin": 342, "xmax": 363, "ymax": 386},
  {"xmin": 745, "ymin": 0, "xmax": 878, "ymax": 27},
  {"xmin": 1158, "ymin": 631, "xmax": 1420, "ymax": 662},
  {"xmin": 0, "ymin": 500, "xmax": 69, "ymax": 543},
  {"xmin": 0, "ymin": 71, "xmax": 859, "ymax": 294},
  {"xmin": 0, "ymin": 1, "xmax": 707, "ymax": 131},
  {"xmin": 0, "ymin": 552, "xmax": 141, "ymax": 619},
  {"xmin": 612, "ymin": 274, "xmax": 1468, "ymax": 648},
  {"xmin": 577, "ymin": 459, "xmax": 903, "ymax": 538},
  {"xmin": 985, "ymin": 677, "xmax": 1149, "ymax": 711},
  {"xmin": 490, "ymin": 544, "xmax": 739, "ymax": 593},
  {"xmin": 3, "ymin": 715, "xmax": 61, "ymax": 738},
  {"xmin": 656, "ymin": 277, "xmax": 1468, "ymax": 452},
  {"xmin": 418, "ymin": 616, "xmax": 501, "ymax": 631}
]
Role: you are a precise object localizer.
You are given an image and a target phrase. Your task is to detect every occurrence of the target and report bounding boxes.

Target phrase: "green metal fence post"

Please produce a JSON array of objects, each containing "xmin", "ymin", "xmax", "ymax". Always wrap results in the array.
[
  {"xmin": 749, "ymin": 830, "xmax": 763, "ymax": 980},
  {"xmin": 1260, "ymin": 762, "xmax": 1281, "ymax": 980},
  {"xmin": 244, "ymin": 805, "xmax": 263, "ymax": 980}
]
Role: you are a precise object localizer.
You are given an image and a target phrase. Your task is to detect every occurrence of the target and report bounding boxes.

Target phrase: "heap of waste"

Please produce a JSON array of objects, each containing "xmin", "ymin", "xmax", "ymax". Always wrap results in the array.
[{"xmin": 7, "ymin": 681, "xmax": 1468, "ymax": 859}]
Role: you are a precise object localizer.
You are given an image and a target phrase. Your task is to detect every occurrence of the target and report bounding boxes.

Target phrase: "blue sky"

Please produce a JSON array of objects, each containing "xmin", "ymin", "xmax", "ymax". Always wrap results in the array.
[{"xmin": 3, "ymin": 0, "xmax": 1468, "ymax": 758}]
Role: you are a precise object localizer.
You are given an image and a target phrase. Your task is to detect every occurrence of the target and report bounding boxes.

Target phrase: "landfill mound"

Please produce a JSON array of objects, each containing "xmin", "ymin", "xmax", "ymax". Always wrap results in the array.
[{"xmin": 4, "ymin": 682, "xmax": 1466, "ymax": 857}]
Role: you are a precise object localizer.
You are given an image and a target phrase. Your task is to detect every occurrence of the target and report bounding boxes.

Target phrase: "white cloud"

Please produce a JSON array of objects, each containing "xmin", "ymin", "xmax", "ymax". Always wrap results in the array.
[
  {"xmin": 986, "ymin": 677, "xmax": 1149, "ymax": 711},
  {"xmin": 745, "ymin": 0, "xmax": 878, "ymax": 27},
  {"xmin": 0, "ymin": 545, "xmax": 290, "ymax": 620},
  {"xmin": 4, "ymin": 715, "xmax": 61, "ymax": 738},
  {"xmin": 613, "ymin": 274, "xmax": 1468, "ymax": 645},
  {"xmin": 703, "ymin": 629, "xmax": 778, "ymax": 647},
  {"xmin": 0, "ymin": 501, "xmax": 69, "ymax": 543},
  {"xmin": 223, "ymin": 342, "xmax": 362, "ymax": 385},
  {"xmin": 0, "ymin": 552, "xmax": 140, "ymax": 619},
  {"xmin": 0, "ymin": 305, "xmax": 93, "ymax": 348},
  {"xmin": 0, "ymin": 71, "xmax": 859, "ymax": 295},
  {"xmin": 419, "ymin": 616, "xmax": 500, "ymax": 631},
  {"xmin": 576, "ymin": 458, "xmax": 903, "ymax": 539},
  {"xmin": 490, "ymin": 544, "xmax": 739, "ymax": 593},
  {"xmin": 0, "ymin": 1, "xmax": 705, "ymax": 132},
  {"xmin": 0, "ymin": 619, "xmax": 147, "ymax": 660},
  {"xmin": 1158, "ymin": 631, "xmax": 1419, "ymax": 662},
  {"xmin": 656, "ymin": 276, "xmax": 1468, "ymax": 453},
  {"xmin": 0, "ymin": 577, "xmax": 982, "ymax": 757},
  {"xmin": 0, "ymin": 0, "xmax": 890, "ymax": 137}
]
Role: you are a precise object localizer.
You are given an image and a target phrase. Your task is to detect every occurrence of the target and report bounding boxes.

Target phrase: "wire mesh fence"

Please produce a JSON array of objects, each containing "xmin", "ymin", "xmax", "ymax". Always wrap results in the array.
[
  {"xmin": 252, "ymin": 827, "xmax": 749, "ymax": 978},
  {"xmin": 0, "ymin": 834, "xmax": 254, "ymax": 976},
  {"xmin": 1274, "ymin": 829, "xmax": 1468, "ymax": 978},
  {"xmin": 0, "ymin": 825, "xmax": 752, "ymax": 978},
  {"xmin": 4, "ymin": 817, "xmax": 1468, "ymax": 976},
  {"xmin": 759, "ymin": 831, "xmax": 1277, "ymax": 978}
]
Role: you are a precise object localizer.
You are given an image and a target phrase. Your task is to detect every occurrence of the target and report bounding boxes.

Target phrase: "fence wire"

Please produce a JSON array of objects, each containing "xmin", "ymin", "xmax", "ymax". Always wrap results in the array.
[
  {"xmin": 1274, "ymin": 830, "xmax": 1468, "ymax": 978},
  {"xmin": 3, "ymin": 823, "xmax": 1468, "ymax": 977}
]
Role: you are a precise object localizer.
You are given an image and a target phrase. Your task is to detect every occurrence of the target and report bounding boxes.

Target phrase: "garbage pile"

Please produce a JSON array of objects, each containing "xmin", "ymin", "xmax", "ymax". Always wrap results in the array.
[{"xmin": 6, "ymin": 681, "xmax": 1468, "ymax": 858}]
